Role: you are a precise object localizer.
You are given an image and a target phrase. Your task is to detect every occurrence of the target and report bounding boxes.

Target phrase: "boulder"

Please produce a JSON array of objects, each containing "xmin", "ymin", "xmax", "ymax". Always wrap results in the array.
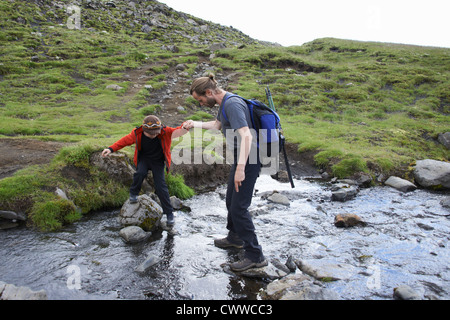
[
  {"xmin": 119, "ymin": 226, "xmax": 152, "ymax": 243},
  {"xmin": 334, "ymin": 213, "xmax": 367, "ymax": 228},
  {"xmin": 0, "ymin": 210, "xmax": 26, "ymax": 230},
  {"xmin": 267, "ymin": 192, "xmax": 290, "ymax": 206},
  {"xmin": 414, "ymin": 159, "xmax": 450, "ymax": 189},
  {"xmin": 90, "ymin": 152, "xmax": 135, "ymax": 186},
  {"xmin": 384, "ymin": 176, "xmax": 417, "ymax": 192},
  {"xmin": 170, "ymin": 196, "xmax": 191, "ymax": 212},
  {"xmin": 331, "ymin": 183, "xmax": 359, "ymax": 202},
  {"xmin": 437, "ymin": 132, "xmax": 450, "ymax": 149},
  {"xmin": 119, "ymin": 194, "xmax": 163, "ymax": 232},
  {"xmin": 0, "ymin": 210, "xmax": 26, "ymax": 221}
]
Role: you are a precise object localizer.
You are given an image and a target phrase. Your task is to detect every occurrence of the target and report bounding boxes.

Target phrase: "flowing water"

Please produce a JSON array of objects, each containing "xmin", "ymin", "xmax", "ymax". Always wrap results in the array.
[{"xmin": 1, "ymin": 175, "xmax": 449, "ymax": 300}]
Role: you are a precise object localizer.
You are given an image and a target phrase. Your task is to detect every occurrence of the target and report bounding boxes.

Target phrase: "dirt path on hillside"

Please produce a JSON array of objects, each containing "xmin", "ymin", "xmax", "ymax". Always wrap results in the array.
[
  {"xmin": 113, "ymin": 55, "xmax": 242, "ymax": 127},
  {"xmin": 0, "ymin": 139, "xmax": 66, "ymax": 179}
]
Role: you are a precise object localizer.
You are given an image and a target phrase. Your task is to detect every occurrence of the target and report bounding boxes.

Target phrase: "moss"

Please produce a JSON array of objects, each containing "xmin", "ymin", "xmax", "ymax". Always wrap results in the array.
[
  {"xmin": 332, "ymin": 157, "xmax": 368, "ymax": 179},
  {"xmin": 31, "ymin": 198, "xmax": 80, "ymax": 232}
]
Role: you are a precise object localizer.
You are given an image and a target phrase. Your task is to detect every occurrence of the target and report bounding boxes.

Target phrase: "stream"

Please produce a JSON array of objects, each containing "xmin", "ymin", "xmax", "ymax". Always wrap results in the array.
[{"xmin": 1, "ymin": 175, "xmax": 449, "ymax": 300}]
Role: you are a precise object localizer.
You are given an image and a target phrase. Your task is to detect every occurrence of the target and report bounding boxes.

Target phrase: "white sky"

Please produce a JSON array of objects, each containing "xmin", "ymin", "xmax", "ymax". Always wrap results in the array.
[{"xmin": 158, "ymin": 0, "xmax": 450, "ymax": 48}]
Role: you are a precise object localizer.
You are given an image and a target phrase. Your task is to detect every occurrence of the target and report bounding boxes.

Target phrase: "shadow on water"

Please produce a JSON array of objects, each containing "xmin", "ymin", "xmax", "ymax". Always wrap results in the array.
[{"xmin": 1, "ymin": 175, "xmax": 449, "ymax": 300}]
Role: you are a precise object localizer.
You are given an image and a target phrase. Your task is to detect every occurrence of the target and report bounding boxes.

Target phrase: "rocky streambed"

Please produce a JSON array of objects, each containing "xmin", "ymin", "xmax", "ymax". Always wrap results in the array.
[{"xmin": 1, "ymin": 170, "xmax": 449, "ymax": 300}]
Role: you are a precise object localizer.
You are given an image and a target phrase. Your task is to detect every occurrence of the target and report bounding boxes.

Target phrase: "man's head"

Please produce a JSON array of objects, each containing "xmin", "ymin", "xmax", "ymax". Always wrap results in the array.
[
  {"xmin": 143, "ymin": 115, "xmax": 162, "ymax": 137},
  {"xmin": 190, "ymin": 74, "xmax": 222, "ymax": 108}
]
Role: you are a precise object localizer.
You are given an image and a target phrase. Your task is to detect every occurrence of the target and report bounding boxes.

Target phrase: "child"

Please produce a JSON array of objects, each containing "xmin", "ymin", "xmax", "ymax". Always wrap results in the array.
[{"xmin": 102, "ymin": 115, "xmax": 190, "ymax": 226}]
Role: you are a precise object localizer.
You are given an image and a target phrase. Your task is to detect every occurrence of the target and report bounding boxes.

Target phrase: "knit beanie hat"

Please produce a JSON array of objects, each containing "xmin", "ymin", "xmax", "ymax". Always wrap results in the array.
[{"xmin": 143, "ymin": 115, "xmax": 162, "ymax": 135}]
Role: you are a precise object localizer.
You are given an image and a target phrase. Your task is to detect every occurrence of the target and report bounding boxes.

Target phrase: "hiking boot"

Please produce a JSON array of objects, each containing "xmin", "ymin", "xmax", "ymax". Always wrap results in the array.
[
  {"xmin": 214, "ymin": 237, "xmax": 244, "ymax": 249},
  {"xmin": 230, "ymin": 258, "xmax": 268, "ymax": 272},
  {"xmin": 129, "ymin": 195, "xmax": 138, "ymax": 204},
  {"xmin": 166, "ymin": 213, "xmax": 175, "ymax": 227}
]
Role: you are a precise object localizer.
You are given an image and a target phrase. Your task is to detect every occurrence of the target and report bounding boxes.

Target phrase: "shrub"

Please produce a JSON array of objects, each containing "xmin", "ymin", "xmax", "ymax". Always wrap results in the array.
[{"xmin": 165, "ymin": 173, "xmax": 195, "ymax": 200}]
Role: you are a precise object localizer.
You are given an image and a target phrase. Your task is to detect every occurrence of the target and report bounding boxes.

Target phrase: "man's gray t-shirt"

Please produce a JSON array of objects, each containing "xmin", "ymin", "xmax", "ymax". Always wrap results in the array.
[{"xmin": 217, "ymin": 93, "xmax": 257, "ymax": 159}]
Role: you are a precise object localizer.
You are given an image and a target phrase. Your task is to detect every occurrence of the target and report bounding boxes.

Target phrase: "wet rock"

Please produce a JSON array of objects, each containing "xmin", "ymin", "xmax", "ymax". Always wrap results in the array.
[
  {"xmin": 440, "ymin": 196, "xmax": 450, "ymax": 209},
  {"xmin": 221, "ymin": 261, "xmax": 288, "ymax": 281},
  {"xmin": 271, "ymin": 258, "xmax": 291, "ymax": 274},
  {"xmin": 267, "ymin": 192, "xmax": 290, "ymax": 206},
  {"xmin": 260, "ymin": 274, "xmax": 341, "ymax": 300},
  {"xmin": 170, "ymin": 196, "xmax": 191, "ymax": 212},
  {"xmin": 285, "ymin": 256, "xmax": 297, "ymax": 273},
  {"xmin": 0, "ymin": 210, "xmax": 26, "ymax": 229},
  {"xmin": 295, "ymin": 259, "xmax": 355, "ymax": 281},
  {"xmin": 0, "ymin": 281, "xmax": 47, "ymax": 300},
  {"xmin": 393, "ymin": 285, "xmax": 421, "ymax": 300},
  {"xmin": 331, "ymin": 183, "xmax": 359, "ymax": 202},
  {"xmin": 414, "ymin": 159, "xmax": 450, "ymax": 189},
  {"xmin": 355, "ymin": 173, "xmax": 373, "ymax": 188},
  {"xmin": 135, "ymin": 254, "xmax": 162, "ymax": 274},
  {"xmin": 416, "ymin": 222, "xmax": 434, "ymax": 231},
  {"xmin": 119, "ymin": 226, "xmax": 152, "ymax": 243},
  {"xmin": 0, "ymin": 210, "xmax": 26, "ymax": 221},
  {"xmin": 237, "ymin": 263, "xmax": 288, "ymax": 281},
  {"xmin": 385, "ymin": 176, "xmax": 417, "ymax": 193},
  {"xmin": 334, "ymin": 213, "xmax": 367, "ymax": 228},
  {"xmin": 0, "ymin": 219, "xmax": 20, "ymax": 230},
  {"xmin": 271, "ymin": 170, "xmax": 290, "ymax": 183},
  {"xmin": 119, "ymin": 194, "xmax": 163, "ymax": 232}
]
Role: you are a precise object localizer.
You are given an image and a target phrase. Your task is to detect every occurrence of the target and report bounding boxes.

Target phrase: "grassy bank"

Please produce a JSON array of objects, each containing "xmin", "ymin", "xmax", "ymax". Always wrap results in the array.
[{"xmin": 0, "ymin": 142, "xmax": 194, "ymax": 231}]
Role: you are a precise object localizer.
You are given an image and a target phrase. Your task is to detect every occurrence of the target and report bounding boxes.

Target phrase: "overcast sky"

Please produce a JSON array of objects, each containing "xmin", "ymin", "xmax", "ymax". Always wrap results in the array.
[{"xmin": 158, "ymin": 0, "xmax": 449, "ymax": 48}]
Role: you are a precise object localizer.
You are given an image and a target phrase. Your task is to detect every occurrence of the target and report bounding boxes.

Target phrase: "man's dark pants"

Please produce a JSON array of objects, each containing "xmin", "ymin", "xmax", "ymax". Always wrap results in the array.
[
  {"xmin": 130, "ymin": 159, "xmax": 173, "ymax": 216},
  {"xmin": 225, "ymin": 159, "xmax": 264, "ymax": 263}
]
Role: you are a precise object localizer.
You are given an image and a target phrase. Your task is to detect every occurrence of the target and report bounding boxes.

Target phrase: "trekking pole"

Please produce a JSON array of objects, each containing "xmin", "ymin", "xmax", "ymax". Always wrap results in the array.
[
  {"xmin": 265, "ymin": 86, "xmax": 276, "ymax": 111},
  {"xmin": 265, "ymin": 86, "xmax": 295, "ymax": 188}
]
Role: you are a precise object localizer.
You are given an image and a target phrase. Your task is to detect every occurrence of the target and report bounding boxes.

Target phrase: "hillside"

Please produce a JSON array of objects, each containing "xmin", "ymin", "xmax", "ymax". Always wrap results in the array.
[{"xmin": 0, "ymin": 0, "xmax": 449, "ymax": 229}]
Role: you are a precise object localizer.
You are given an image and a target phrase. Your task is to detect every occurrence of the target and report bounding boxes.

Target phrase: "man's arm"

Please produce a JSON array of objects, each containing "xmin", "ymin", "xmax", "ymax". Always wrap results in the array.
[
  {"xmin": 234, "ymin": 126, "xmax": 253, "ymax": 192},
  {"xmin": 185, "ymin": 119, "xmax": 221, "ymax": 131}
]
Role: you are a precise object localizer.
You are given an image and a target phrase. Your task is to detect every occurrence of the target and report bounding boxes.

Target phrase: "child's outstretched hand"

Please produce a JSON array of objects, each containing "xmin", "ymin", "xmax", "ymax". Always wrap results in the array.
[{"xmin": 102, "ymin": 149, "xmax": 112, "ymax": 157}]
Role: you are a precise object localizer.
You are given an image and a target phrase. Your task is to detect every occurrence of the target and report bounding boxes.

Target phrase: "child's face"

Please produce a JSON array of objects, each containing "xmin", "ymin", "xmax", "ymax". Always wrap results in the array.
[{"xmin": 143, "ymin": 131, "xmax": 160, "ymax": 139}]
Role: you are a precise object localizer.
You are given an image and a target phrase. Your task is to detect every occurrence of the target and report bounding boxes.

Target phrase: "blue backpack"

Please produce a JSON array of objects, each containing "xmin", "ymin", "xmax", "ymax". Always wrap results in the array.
[{"xmin": 221, "ymin": 94, "xmax": 281, "ymax": 155}]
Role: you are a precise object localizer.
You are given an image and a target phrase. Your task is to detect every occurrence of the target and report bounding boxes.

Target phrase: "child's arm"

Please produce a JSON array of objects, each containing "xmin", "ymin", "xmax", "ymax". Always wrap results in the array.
[
  {"xmin": 102, "ymin": 130, "xmax": 136, "ymax": 157},
  {"xmin": 171, "ymin": 122, "xmax": 191, "ymax": 139}
]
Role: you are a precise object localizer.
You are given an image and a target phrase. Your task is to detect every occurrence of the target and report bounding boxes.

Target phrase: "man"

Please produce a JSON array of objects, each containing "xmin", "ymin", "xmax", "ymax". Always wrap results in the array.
[
  {"xmin": 102, "ymin": 115, "xmax": 189, "ymax": 226},
  {"xmin": 184, "ymin": 74, "xmax": 267, "ymax": 272}
]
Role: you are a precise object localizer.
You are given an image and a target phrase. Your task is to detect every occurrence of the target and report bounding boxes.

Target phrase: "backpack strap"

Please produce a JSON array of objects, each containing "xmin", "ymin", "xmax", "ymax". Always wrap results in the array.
[
  {"xmin": 221, "ymin": 94, "xmax": 241, "ymax": 122},
  {"xmin": 221, "ymin": 94, "xmax": 258, "ymax": 128}
]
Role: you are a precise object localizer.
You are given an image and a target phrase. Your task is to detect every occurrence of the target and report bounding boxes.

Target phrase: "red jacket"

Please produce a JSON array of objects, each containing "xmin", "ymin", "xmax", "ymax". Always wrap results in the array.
[{"xmin": 108, "ymin": 125, "xmax": 181, "ymax": 172}]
